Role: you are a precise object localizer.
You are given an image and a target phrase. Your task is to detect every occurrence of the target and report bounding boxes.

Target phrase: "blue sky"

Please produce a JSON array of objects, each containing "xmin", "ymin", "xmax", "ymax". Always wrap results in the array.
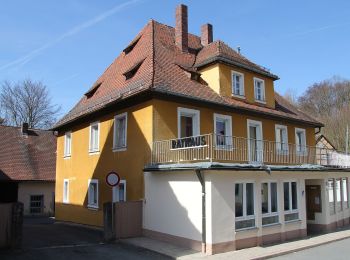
[{"xmin": 1, "ymin": 0, "xmax": 349, "ymax": 116}]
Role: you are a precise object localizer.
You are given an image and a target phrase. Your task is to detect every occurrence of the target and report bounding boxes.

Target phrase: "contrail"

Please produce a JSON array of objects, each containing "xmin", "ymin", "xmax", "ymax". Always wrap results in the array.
[
  {"xmin": 284, "ymin": 22, "xmax": 350, "ymax": 38},
  {"xmin": 0, "ymin": 0, "xmax": 142, "ymax": 71}
]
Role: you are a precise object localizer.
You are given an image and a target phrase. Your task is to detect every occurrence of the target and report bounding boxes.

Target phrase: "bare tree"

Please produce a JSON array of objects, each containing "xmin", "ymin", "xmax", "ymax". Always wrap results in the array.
[
  {"xmin": 283, "ymin": 88, "xmax": 299, "ymax": 106},
  {"xmin": 298, "ymin": 77, "xmax": 350, "ymax": 151},
  {"xmin": 0, "ymin": 79, "xmax": 60, "ymax": 129}
]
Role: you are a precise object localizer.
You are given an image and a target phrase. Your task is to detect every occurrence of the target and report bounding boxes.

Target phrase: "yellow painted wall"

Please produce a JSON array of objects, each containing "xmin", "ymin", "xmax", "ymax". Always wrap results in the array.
[
  {"xmin": 200, "ymin": 63, "xmax": 275, "ymax": 108},
  {"xmin": 153, "ymin": 99, "xmax": 315, "ymax": 147},
  {"xmin": 56, "ymin": 98, "xmax": 315, "ymax": 227},
  {"xmin": 55, "ymin": 101, "xmax": 153, "ymax": 227}
]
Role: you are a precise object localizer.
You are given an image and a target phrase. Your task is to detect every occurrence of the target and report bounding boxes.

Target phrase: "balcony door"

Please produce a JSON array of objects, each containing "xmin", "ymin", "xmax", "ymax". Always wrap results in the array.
[{"xmin": 247, "ymin": 120, "xmax": 263, "ymax": 163}]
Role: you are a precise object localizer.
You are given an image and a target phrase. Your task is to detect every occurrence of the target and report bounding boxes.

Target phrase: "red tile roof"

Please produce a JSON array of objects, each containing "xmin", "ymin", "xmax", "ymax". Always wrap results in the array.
[
  {"xmin": 0, "ymin": 126, "xmax": 56, "ymax": 181},
  {"xmin": 55, "ymin": 20, "xmax": 322, "ymax": 129}
]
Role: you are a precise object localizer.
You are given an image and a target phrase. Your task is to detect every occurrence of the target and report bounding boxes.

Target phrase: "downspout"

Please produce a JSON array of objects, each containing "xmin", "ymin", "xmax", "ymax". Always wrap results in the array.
[
  {"xmin": 195, "ymin": 169, "xmax": 206, "ymax": 253},
  {"xmin": 315, "ymin": 126, "xmax": 322, "ymax": 135}
]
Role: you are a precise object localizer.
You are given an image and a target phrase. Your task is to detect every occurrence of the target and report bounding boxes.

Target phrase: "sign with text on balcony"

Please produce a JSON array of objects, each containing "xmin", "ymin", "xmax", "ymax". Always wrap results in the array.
[{"xmin": 171, "ymin": 135, "xmax": 207, "ymax": 150}]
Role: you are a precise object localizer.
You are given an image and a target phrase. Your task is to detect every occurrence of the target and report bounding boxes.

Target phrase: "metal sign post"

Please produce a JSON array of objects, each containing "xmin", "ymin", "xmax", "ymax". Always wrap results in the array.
[{"xmin": 106, "ymin": 171, "xmax": 121, "ymax": 236}]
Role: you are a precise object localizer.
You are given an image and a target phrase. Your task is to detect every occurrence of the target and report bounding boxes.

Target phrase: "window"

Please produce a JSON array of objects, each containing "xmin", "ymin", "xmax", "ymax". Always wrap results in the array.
[
  {"xmin": 177, "ymin": 107, "xmax": 200, "ymax": 138},
  {"xmin": 336, "ymin": 179, "xmax": 342, "ymax": 212},
  {"xmin": 254, "ymin": 78, "xmax": 265, "ymax": 102},
  {"xmin": 89, "ymin": 122, "xmax": 100, "ymax": 153},
  {"xmin": 64, "ymin": 131, "xmax": 72, "ymax": 157},
  {"xmin": 342, "ymin": 178, "xmax": 348, "ymax": 209},
  {"xmin": 328, "ymin": 179, "xmax": 335, "ymax": 215},
  {"xmin": 295, "ymin": 128, "xmax": 307, "ymax": 154},
  {"xmin": 214, "ymin": 113, "xmax": 232, "ymax": 149},
  {"xmin": 247, "ymin": 119, "xmax": 263, "ymax": 163},
  {"xmin": 232, "ymin": 71, "xmax": 244, "ymax": 97},
  {"xmin": 63, "ymin": 179, "xmax": 69, "ymax": 204},
  {"xmin": 235, "ymin": 182, "xmax": 255, "ymax": 230},
  {"xmin": 113, "ymin": 180, "xmax": 126, "ymax": 202},
  {"xmin": 88, "ymin": 179, "xmax": 99, "ymax": 208},
  {"xmin": 113, "ymin": 113, "xmax": 127, "ymax": 150},
  {"xmin": 261, "ymin": 182, "xmax": 279, "ymax": 225},
  {"xmin": 30, "ymin": 195, "xmax": 44, "ymax": 214},
  {"xmin": 275, "ymin": 125, "xmax": 288, "ymax": 154},
  {"xmin": 284, "ymin": 181, "xmax": 299, "ymax": 221}
]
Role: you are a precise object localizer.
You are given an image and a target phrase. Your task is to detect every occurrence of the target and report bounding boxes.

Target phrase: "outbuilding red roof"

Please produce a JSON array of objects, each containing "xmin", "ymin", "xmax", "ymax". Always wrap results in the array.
[
  {"xmin": 0, "ymin": 125, "xmax": 56, "ymax": 181},
  {"xmin": 55, "ymin": 20, "xmax": 322, "ymax": 129}
]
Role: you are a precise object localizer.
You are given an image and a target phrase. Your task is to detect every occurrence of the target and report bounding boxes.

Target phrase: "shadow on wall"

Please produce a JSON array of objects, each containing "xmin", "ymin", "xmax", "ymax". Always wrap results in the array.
[
  {"xmin": 143, "ymin": 171, "xmax": 202, "ymax": 251},
  {"xmin": 56, "ymin": 106, "xmax": 151, "ymax": 227}
]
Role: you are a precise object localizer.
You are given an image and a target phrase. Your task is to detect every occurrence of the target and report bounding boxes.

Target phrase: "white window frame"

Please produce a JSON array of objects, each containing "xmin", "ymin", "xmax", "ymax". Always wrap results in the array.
[
  {"xmin": 235, "ymin": 181, "xmax": 256, "ymax": 222},
  {"xmin": 64, "ymin": 131, "xmax": 72, "ymax": 158},
  {"xmin": 177, "ymin": 107, "xmax": 200, "ymax": 138},
  {"xmin": 63, "ymin": 179, "xmax": 69, "ymax": 204},
  {"xmin": 231, "ymin": 71, "xmax": 245, "ymax": 98},
  {"xmin": 113, "ymin": 112, "xmax": 128, "ymax": 151},
  {"xmin": 295, "ymin": 128, "xmax": 307, "ymax": 155},
  {"xmin": 275, "ymin": 124, "xmax": 289, "ymax": 154},
  {"xmin": 254, "ymin": 77, "xmax": 266, "ymax": 103},
  {"xmin": 247, "ymin": 119, "xmax": 263, "ymax": 163},
  {"xmin": 342, "ymin": 178, "xmax": 349, "ymax": 209},
  {"xmin": 112, "ymin": 180, "xmax": 127, "ymax": 202},
  {"xmin": 214, "ymin": 113, "xmax": 233, "ymax": 149},
  {"xmin": 89, "ymin": 121, "xmax": 100, "ymax": 153},
  {"xmin": 87, "ymin": 179, "xmax": 99, "ymax": 209},
  {"xmin": 261, "ymin": 181, "xmax": 279, "ymax": 217},
  {"xmin": 283, "ymin": 181, "xmax": 299, "ymax": 214}
]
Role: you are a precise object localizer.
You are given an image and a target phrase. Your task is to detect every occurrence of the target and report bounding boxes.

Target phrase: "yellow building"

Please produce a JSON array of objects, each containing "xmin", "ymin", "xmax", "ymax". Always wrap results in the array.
[{"xmin": 54, "ymin": 4, "xmax": 350, "ymax": 254}]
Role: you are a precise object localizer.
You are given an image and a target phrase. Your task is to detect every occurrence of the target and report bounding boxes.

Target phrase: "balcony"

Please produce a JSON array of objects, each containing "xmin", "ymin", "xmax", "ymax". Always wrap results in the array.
[{"xmin": 150, "ymin": 133, "xmax": 350, "ymax": 168}]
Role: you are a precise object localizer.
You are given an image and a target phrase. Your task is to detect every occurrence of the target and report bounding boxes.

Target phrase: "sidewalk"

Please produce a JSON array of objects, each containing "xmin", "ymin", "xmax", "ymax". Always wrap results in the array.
[{"xmin": 121, "ymin": 227, "xmax": 350, "ymax": 259}]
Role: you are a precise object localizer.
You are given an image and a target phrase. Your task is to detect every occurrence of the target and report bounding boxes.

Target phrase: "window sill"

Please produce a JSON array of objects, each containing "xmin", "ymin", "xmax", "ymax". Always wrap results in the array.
[
  {"xmin": 63, "ymin": 155, "xmax": 71, "ymax": 159},
  {"xmin": 232, "ymin": 94, "xmax": 246, "ymax": 99},
  {"xmin": 285, "ymin": 219, "xmax": 302, "ymax": 224},
  {"xmin": 262, "ymin": 222, "xmax": 281, "ymax": 228},
  {"xmin": 87, "ymin": 205, "xmax": 99, "ymax": 210},
  {"xmin": 255, "ymin": 99, "xmax": 267, "ymax": 104},
  {"xmin": 276, "ymin": 150, "xmax": 289, "ymax": 155},
  {"xmin": 235, "ymin": 226, "xmax": 258, "ymax": 233},
  {"xmin": 89, "ymin": 151, "xmax": 100, "ymax": 155},
  {"xmin": 113, "ymin": 147, "xmax": 127, "ymax": 152},
  {"xmin": 62, "ymin": 201, "xmax": 70, "ymax": 205},
  {"xmin": 215, "ymin": 146, "xmax": 234, "ymax": 151}
]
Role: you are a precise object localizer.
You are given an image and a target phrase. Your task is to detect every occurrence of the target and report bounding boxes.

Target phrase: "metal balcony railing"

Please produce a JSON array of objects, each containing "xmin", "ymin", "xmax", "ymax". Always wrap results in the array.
[{"xmin": 150, "ymin": 133, "xmax": 350, "ymax": 168}]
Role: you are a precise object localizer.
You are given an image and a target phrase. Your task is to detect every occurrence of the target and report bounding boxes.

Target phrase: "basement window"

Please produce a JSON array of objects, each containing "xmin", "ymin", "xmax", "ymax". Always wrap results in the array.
[
  {"xmin": 123, "ymin": 60, "xmax": 144, "ymax": 80},
  {"xmin": 123, "ymin": 36, "xmax": 141, "ymax": 55}
]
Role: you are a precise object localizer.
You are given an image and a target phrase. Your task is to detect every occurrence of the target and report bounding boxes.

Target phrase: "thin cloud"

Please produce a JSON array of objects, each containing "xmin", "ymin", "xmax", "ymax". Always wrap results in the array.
[
  {"xmin": 0, "ymin": 0, "xmax": 142, "ymax": 72},
  {"xmin": 284, "ymin": 22, "xmax": 350, "ymax": 39},
  {"xmin": 51, "ymin": 73, "xmax": 80, "ymax": 86}
]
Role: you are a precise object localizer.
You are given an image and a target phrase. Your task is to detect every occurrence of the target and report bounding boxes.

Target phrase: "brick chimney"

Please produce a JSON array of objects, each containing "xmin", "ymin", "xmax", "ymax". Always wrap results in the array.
[
  {"xmin": 21, "ymin": 122, "xmax": 29, "ymax": 136},
  {"xmin": 175, "ymin": 4, "xmax": 188, "ymax": 52},
  {"xmin": 201, "ymin": 23, "xmax": 213, "ymax": 46}
]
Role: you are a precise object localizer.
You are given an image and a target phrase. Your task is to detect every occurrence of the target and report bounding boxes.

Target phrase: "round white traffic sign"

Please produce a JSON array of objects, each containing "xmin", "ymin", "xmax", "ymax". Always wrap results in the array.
[{"xmin": 106, "ymin": 171, "xmax": 120, "ymax": 187}]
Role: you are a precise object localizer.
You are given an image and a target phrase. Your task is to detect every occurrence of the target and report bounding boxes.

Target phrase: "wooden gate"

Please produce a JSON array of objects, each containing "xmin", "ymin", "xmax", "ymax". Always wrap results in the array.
[{"xmin": 114, "ymin": 201, "xmax": 142, "ymax": 239}]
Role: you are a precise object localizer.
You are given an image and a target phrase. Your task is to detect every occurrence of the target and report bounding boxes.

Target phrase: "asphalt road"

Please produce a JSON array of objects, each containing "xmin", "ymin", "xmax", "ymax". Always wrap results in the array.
[
  {"xmin": 272, "ymin": 238, "xmax": 350, "ymax": 260},
  {"xmin": 0, "ymin": 217, "xmax": 169, "ymax": 260}
]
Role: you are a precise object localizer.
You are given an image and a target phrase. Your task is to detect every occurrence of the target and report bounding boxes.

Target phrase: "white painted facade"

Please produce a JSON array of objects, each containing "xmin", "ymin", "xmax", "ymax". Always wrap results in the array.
[
  {"xmin": 143, "ymin": 172, "xmax": 202, "ymax": 242},
  {"xmin": 143, "ymin": 168, "xmax": 350, "ymax": 254},
  {"xmin": 18, "ymin": 182, "xmax": 55, "ymax": 216}
]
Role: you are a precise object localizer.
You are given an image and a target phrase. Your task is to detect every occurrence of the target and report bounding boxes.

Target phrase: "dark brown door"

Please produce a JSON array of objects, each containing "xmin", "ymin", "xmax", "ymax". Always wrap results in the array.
[{"xmin": 306, "ymin": 185, "xmax": 322, "ymax": 220}]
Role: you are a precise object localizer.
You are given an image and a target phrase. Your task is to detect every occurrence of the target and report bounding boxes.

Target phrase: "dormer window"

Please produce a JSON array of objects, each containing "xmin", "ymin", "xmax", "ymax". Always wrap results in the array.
[
  {"xmin": 232, "ymin": 71, "xmax": 244, "ymax": 98},
  {"xmin": 123, "ymin": 59, "xmax": 144, "ymax": 80},
  {"xmin": 254, "ymin": 78, "xmax": 265, "ymax": 103}
]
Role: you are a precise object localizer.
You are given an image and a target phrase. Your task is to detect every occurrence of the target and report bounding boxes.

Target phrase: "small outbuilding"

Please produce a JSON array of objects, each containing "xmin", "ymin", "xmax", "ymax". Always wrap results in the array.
[{"xmin": 0, "ymin": 123, "xmax": 56, "ymax": 216}]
